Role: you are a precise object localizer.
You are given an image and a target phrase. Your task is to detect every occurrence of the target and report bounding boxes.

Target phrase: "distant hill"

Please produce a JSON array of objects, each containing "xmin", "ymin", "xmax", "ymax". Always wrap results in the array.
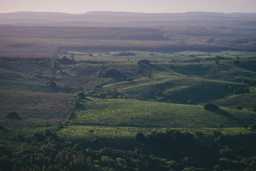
[
  {"xmin": 0, "ymin": 11, "xmax": 256, "ymax": 27},
  {"xmin": 0, "ymin": 11, "xmax": 256, "ymax": 58}
]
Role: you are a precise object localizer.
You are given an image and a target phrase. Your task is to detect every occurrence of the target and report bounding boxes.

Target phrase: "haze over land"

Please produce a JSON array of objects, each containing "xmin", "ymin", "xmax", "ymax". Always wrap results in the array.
[
  {"xmin": 0, "ymin": 11, "xmax": 256, "ymax": 58},
  {"xmin": 1, "ymin": 1, "xmax": 256, "ymax": 171}
]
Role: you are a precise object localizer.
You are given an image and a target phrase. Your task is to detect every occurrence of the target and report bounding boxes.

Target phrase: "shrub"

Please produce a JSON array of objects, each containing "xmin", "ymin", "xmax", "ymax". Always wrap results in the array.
[
  {"xmin": 58, "ymin": 56, "xmax": 75, "ymax": 65},
  {"xmin": 78, "ymin": 91, "xmax": 86, "ymax": 100},
  {"xmin": 138, "ymin": 59, "xmax": 152, "ymax": 66},
  {"xmin": 5, "ymin": 112, "xmax": 22, "ymax": 120},
  {"xmin": 183, "ymin": 167, "xmax": 207, "ymax": 171},
  {"xmin": 75, "ymin": 100, "xmax": 85, "ymax": 110},
  {"xmin": 99, "ymin": 69, "xmax": 127, "ymax": 81},
  {"xmin": 47, "ymin": 80, "xmax": 57, "ymax": 90},
  {"xmin": 136, "ymin": 132, "xmax": 146, "ymax": 142},
  {"xmin": 204, "ymin": 104, "xmax": 219, "ymax": 112},
  {"xmin": 0, "ymin": 125, "xmax": 7, "ymax": 131},
  {"xmin": 237, "ymin": 106, "xmax": 243, "ymax": 110},
  {"xmin": 137, "ymin": 60, "xmax": 153, "ymax": 77},
  {"xmin": 249, "ymin": 124, "xmax": 256, "ymax": 131}
]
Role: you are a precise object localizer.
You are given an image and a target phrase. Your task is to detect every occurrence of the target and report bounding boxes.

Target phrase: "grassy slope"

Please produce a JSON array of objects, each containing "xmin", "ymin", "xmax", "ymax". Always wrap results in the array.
[
  {"xmin": 216, "ymin": 93, "xmax": 256, "ymax": 111},
  {"xmin": 72, "ymin": 98, "xmax": 256, "ymax": 128},
  {"xmin": 103, "ymin": 74, "xmax": 248, "ymax": 103},
  {"xmin": 1, "ymin": 52, "xmax": 255, "ymax": 131}
]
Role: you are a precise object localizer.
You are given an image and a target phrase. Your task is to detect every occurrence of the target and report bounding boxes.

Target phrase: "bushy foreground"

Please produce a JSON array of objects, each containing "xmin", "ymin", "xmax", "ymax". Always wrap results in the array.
[{"xmin": 1, "ymin": 127, "xmax": 256, "ymax": 171}]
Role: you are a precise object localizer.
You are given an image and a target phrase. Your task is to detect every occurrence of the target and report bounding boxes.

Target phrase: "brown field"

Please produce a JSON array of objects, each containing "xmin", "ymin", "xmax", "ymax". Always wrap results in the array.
[{"xmin": 0, "ymin": 90, "xmax": 74, "ymax": 124}]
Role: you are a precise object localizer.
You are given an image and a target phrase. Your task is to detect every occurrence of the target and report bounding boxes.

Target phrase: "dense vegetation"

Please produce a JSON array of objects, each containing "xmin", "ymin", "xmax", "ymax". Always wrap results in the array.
[{"xmin": 1, "ymin": 126, "xmax": 256, "ymax": 171}]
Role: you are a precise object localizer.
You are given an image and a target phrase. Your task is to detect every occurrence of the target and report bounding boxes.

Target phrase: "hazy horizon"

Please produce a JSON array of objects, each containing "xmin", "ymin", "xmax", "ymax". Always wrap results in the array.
[{"xmin": 1, "ymin": 0, "xmax": 256, "ymax": 14}]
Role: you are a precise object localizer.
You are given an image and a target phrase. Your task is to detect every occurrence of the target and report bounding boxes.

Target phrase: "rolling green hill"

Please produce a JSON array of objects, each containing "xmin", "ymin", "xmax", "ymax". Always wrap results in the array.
[
  {"xmin": 72, "ymin": 98, "xmax": 256, "ymax": 128},
  {"xmin": 216, "ymin": 93, "xmax": 256, "ymax": 111},
  {"xmin": 102, "ymin": 75, "xmax": 249, "ymax": 104}
]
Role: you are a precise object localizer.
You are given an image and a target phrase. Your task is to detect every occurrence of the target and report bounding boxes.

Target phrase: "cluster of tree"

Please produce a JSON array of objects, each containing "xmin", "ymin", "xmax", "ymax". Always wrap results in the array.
[
  {"xmin": 204, "ymin": 103, "xmax": 220, "ymax": 112},
  {"xmin": 5, "ymin": 112, "xmax": 22, "ymax": 120},
  {"xmin": 74, "ymin": 91, "xmax": 87, "ymax": 110},
  {"xmin": 58, "ymin": 56, "xmax": 76, "ymax": 65},
  {"xmin": 92, "ymin": 88, "xmax": 125, "ymax": 99},
  {"xmin": 0, "ymin": 129, "xmax": 176, "ymax": 171},
  {"xmin": 135, "ymin": 130, "xmax": 256, "ymax": 171},
  {"xmin": 98, "ymin": 67, "xmax": 136, "ymax": 82},
  {"xmin": 137, "ymin": 60, "xmax": 153, "ymax": 78}
]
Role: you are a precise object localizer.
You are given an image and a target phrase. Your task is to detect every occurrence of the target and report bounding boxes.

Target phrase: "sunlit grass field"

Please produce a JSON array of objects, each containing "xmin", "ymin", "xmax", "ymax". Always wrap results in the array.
[{"xmin": 72, "ymin": 98, "xmax": 256, "ymax": 128}]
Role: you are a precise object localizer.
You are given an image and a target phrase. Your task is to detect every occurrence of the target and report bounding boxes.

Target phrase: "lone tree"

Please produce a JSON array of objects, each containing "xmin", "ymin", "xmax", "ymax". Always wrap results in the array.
[
  {"xmin": 58, "ymin": 56, "xmax": 75, "ymax": 65},
  {"xmin": 6, "ymin": 112, "xmax": 22, "ymax": 120},
  {"xmin": 47, "ymin": 80, "xmax": 58, "ymax": 90},
  {"xmin": 0, "ymin": 125, "xmax": 6, "ymax": 131},
  {"xmin": 250, "ymin": 124, "xmax": 256, "ymax": 131},
  {"xmin": 78, "ymin": 91, "xmax": 86, "ymax": 100},
  {"xmin": 233, "ymin": 56, "xmax": 240, "ymax": 65},
  {"xmin": 136, "ymin": 132, "xmax": 146, "ymax": 142}
]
